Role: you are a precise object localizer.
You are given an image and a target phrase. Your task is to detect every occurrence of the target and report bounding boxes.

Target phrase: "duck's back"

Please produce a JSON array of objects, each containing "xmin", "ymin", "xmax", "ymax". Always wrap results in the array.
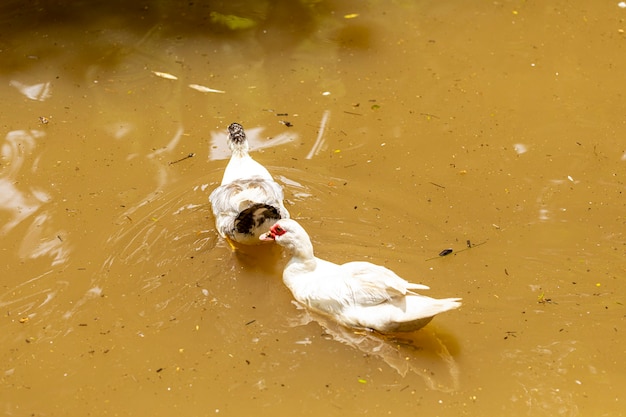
[
  {"xmin": 210, "ymin": 177, "xmax": 285, "ymax": 213},
  {"xmin": 283, "ymin": 258, "xmax": 353, "ymax": 315},
  {"xmin": 283, "ymin": 257, "xmax": 461, "ymax": 333},
  {"xmin": 210, "ymin": 177, "xmax": 288, "ymax": 241},
  {"xmin": 345, "ymin": 294, "xmax": 462, "ymax": 332},
  {"xmin": 221, "ymin": 154, "xmax": 273, "ymax": 185}
]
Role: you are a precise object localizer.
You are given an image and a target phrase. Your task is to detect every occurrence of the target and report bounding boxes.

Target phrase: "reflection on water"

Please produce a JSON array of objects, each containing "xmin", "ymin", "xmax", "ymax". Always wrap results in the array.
[
  {"xmin": 9, "ymin": 80, "xmax": 52, "ymax": 101},
  {"xmin": 1, "ymin": 129, "xmax": 70, "ymax": 265},
  {"xmin": 1, "ymin": 130, "xmax": 47, "ymax": 234},
  {"xmin": 305, "ymin": 109, "xmax": 331, "ymax": 159},
  {"xmin": 291, "ymin": 304, "xmax": 460, "ymax": 391},
  {"xmin": 208, "ymin": 125, "xmax": 297, "ymax": 161},
  {"xmin": 504, "ymin": 341, "xmax": 580, "ymax": 416},
  {"xmin": 18, "ymin": 213, "xmax": 69, "ymax": 266},
  {"xmin": 1, "ymin": 1, "xmax": 625, "ymax": 416}
]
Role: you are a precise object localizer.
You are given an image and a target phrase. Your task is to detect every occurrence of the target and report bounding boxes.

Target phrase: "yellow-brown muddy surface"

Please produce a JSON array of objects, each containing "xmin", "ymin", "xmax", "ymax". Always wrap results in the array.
[{"xmin": 1, "ymin": 1, "xmax": 625, "ymax": 416}]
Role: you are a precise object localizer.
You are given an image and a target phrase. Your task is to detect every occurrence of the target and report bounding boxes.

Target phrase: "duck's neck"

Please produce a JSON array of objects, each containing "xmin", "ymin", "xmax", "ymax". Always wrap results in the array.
[
  {"xmin": 221, "ymin": 153, "xmax": 252, "ymax": 184},
  {"xmin": 285, "ymin": 239, "xmax": 317, "ymax": 271},
  {"xmin": 229, "ymin": 142, "xmax": 249, "ymax": 158}
]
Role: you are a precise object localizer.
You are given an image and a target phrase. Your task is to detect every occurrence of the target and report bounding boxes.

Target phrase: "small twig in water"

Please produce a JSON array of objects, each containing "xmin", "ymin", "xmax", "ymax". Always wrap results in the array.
[
  {"xmin": 169, "ymin": 153, "xmax": 195, "ymax": 165},
  {"xmin": 425, "ymin": 240, "xmax": 487, "ymax": 261}
]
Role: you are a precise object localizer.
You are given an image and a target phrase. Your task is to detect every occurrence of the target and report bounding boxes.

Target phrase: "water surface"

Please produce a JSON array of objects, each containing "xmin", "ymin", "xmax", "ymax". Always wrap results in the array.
[{"xmin": 1, "ymin": 1, "xmax": 625, "ymax": 416}]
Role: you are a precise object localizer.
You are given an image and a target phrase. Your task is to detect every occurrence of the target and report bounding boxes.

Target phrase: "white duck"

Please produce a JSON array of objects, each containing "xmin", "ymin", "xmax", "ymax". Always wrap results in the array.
[
  {"xmin": 260, "ymin": 219, "xmax": 461, "ymax": 333},
  {"xmin": 209, "ymin": 123, "xmax": 290, "ymax": 246}
]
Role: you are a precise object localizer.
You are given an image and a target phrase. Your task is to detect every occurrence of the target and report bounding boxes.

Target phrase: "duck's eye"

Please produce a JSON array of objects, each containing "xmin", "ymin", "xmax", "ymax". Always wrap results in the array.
[{"xmin": 272, "ymin": 225, "xmax": 286, "ymax": 236}]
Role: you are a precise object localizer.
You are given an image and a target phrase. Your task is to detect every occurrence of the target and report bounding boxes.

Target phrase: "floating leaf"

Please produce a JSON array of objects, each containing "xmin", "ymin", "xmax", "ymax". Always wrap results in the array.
[
  {"xmin": 210, "ymin": 11, "xmax": 257, "ymax": 30},
  {"xmin": 188, "ymin": 83, "xmax": 225, "ymax": 94},
  {"xmin": 152, "ymin": 71, "xmax": 178, "ymax": 80}
]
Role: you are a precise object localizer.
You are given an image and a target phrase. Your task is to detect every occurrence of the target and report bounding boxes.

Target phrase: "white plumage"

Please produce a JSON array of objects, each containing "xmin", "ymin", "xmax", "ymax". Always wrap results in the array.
[
  {"xmin": 260, "ymin": 219, "xmax": 461, "ymax": 333},
  {"xmin": 209, "ymin": 123, "xmax": 289, "ymax": 246}
]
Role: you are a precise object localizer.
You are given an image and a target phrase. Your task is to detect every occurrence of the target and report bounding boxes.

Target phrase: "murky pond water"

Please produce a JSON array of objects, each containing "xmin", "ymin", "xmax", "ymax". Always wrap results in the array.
[{"xmin": 1, "ymin": 1, "xmax": 625, "ymax": 415}]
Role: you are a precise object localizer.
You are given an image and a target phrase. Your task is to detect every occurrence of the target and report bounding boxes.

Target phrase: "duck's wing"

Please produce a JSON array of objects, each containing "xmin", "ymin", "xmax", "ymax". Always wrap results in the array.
[
  {"xmin": 340, "ymin": 261, "xmax": 430, "ymax": 306},
  {"xmin": 209, "ymin": 177, "xmax": 288, "ymax": 216},
  {"xmin": 209, "ymin": 177, "xmax": 289, "ymax": 239}
]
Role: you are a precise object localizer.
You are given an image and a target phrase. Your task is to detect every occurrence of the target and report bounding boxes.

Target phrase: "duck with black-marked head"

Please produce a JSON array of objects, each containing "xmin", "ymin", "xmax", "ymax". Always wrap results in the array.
[
  {"xmin": 209, "ymin": 123, "xmax": 290, "ymax": 247},
  {"xmin": 260, "ymin": 219, "xmax": 461, "ymax": 333}
]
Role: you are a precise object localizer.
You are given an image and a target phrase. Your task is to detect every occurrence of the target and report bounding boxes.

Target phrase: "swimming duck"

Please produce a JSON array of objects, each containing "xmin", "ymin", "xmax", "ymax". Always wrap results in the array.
[
  {"xmin": 209, "ymin": 123, "xmax": 290, "ymax": 246},
  {"xmin": 260, "ymin": 219, "xmax": 461, "ymax": 333}
]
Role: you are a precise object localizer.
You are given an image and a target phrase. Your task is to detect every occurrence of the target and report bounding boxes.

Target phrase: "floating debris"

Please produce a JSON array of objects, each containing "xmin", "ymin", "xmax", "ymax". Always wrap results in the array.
[
  {"xmin": 513, "ymin": 143, "xmax": 528, "ymax": 154},
  {"xmin": 504, "ymin": 331, "xmax": 517, "ymax": 340},
  {"xmin": 420, "ymin": 112, "xmax": 440, "ymax": 120},
  {"xmin": 188, "ymin": 84, "xmax": 226, "ymax": 94},
  {"xmin": 537, "ymin": 292, "xmax": 552, "ymax": 304},
  {"xmin": 169, "ymin": 153, "xmax": 195, "ymax": 165},
  {"xmin": 151, "ymin": 71, "xmax": 178, "ymax": 80},
  {"xmin": 209, "ymin": 11, "xmax": 257, "ymax": 30},
  {"xmin": 426, "ymin": 240, "xmax": 487, "ymax": 261}
]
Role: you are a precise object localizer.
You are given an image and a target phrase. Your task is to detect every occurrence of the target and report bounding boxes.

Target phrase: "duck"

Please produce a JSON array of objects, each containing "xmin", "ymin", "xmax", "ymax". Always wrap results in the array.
[
  {"xmin": 209, "ymin": 123, "xmax": 290, "ymax": 247},
  {"xmin": 260, "ymin": 219, "xmax": 461, "ymax": 333}
]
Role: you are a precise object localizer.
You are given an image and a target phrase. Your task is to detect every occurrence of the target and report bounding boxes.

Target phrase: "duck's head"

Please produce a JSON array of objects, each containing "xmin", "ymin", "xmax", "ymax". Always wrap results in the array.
[
  {"xmin": 227, "ymin": 122, "xmax": 248, "ymax": 152},
  {"xmin": 259, "ymin": 219, "xmax": 298, "ymax": 242},
  {"xmin": 260, "ymin": 219, "xmax": 313, "ymax": 256}
]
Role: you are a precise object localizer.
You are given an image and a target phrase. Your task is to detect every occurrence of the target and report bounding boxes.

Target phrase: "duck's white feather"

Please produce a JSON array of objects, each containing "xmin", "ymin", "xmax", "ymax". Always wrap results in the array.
[
  {"xmin": 210, "ymin": 177, "xmax": 288, "ymax": 242},
  {"xmin": 209, "ymin": 123, "xmax": 289, "ymax": 245},
  {"xmin": 219, "ymin": 153, "xmax": 273, "ymax": 185},
  {"xmin": 263, "ymin": 219, "xmax": 461, "ymax": 333}
]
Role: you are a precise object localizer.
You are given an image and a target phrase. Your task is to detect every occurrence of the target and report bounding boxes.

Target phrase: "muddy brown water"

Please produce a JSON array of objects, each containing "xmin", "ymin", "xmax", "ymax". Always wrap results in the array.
[{"xmin": 1, "ymin": 1, "xmax": 625, "ymax": 416}]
